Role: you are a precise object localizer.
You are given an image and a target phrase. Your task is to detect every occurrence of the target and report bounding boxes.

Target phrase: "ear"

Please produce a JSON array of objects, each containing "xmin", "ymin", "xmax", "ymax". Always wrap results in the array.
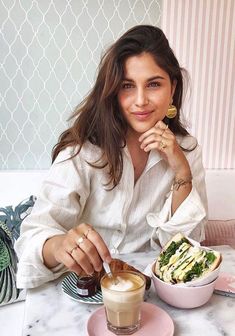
[{"xmin": 171, "ymin": 80, "xmax": 177, "ymax": 98}]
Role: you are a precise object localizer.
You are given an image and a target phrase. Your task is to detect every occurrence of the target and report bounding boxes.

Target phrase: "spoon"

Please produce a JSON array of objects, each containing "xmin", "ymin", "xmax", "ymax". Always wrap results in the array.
[{"xmin": 103, "ymin": 262, "xmax": 118, "ymax": 285}]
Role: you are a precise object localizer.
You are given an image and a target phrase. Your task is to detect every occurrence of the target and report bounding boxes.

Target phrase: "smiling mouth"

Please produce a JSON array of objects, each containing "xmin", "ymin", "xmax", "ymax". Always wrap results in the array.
[{"xmin": 132, "ymin": 111, "xmax": 153, "ymax": 119}]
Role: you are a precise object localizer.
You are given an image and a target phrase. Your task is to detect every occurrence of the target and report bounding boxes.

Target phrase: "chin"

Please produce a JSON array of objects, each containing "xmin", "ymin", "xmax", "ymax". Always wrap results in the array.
[{"xmin": 133, "ymin": 123, "xmax": 156, "ymax": 134}]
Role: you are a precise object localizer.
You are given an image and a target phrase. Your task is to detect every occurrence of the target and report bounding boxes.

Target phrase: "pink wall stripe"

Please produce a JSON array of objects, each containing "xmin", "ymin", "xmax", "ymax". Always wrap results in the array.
[{"xmin": 161, "ymin": 0, "xmax": 235, "ymax": 169}]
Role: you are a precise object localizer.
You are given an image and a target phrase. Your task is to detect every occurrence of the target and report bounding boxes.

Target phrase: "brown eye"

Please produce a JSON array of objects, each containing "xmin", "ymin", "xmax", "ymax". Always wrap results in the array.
[
  {"xmin": 148, "ymin": 81, "xmax": 160, "ymax": 88},
  {"xmin": 122, "ymin": 83, "xmax": 134, "ymax": 89}
]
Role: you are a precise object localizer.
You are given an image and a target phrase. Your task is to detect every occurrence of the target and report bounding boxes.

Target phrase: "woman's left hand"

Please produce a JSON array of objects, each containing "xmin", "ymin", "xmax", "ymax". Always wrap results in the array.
[{"xmin": 138, "ymin": 120, "xmax": 191, "ymax": 178}]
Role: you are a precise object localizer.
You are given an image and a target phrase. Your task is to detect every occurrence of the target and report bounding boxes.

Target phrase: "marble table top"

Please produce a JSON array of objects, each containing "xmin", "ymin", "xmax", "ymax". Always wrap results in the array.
[{"xmin": 22, "ymin": 246, "xmax": 235, "ymax": 336}]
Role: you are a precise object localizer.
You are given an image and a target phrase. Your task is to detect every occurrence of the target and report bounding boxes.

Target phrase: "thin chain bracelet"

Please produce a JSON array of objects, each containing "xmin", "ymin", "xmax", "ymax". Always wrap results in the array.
[{"xmin": 172, "ymin": 176, "xmax": 192, "ymax": 191}]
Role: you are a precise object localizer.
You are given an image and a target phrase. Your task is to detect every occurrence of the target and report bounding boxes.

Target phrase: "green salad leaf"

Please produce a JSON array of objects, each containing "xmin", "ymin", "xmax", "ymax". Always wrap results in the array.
[
  {"xmin": 184, "ymin": 261, "xmax": 203, "ymax": 282},
  {"xmin": 159, "ymin": 238, "xmax": 188, "ymax": 268},
  {"xmin": 205, "ymin": 252, "xmax": 216, "ymax": 267}
]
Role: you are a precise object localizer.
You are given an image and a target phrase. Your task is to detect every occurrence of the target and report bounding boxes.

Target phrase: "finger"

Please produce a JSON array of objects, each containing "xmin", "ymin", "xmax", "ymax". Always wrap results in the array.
[
  {"xmin": 71, "ymin": 247, "xmax": 94, "ymax": 275},
  {"xmin": 144, "ymin": 137, "xmax": 171, "ymax": 152},
  {"xmin": 71, "ymin": 224, "xmax": 111, "ymax": 264},
  {"xmin": 139, "ymin": 126, "xmax": 158, "ymax": 142},
  {"xmin": 78, "ymin": 237, "xmax": 103, "ymax": 272},
  {"xmin": 161, "ymin": 129, "xmax": 174, "ymax": 139},
  {"xmin": 62, "ymin": 251, "xmax": 83, "ymax": 276},
  {"xmin": 139, "ymin": 122, "xmax": 169, "ymax": 143},
  {"xmin": 140, "ymin": 128, "xmax": 174, "ymax": 150},
  {"xmin": 156, "ymin": 120, "xmax": 168, "ymax": 130},
  {"xmin": 140, "ymin": 134, "xmax": 162, "ymax": 149},
  {"xmin": 86, "ymin": 229, "xmax": 111, "ymax": 264},
  {"xmin": 143, "ymin": 141, "xmax": 162, "ymax": 152},
  {"xmin": 65, "ymin": 241, "xmax": 78, "ymax": 255},
  {"xmin": 139, "ymin": 127, "xmax": 163, "ymax": 142},
  {"xmin": 161, "ymin": 124, "xmax": 169, "ymax": 137},
  {"xmin": 57, "ymin": 233, "xmax": 79, "ymax": 257}
]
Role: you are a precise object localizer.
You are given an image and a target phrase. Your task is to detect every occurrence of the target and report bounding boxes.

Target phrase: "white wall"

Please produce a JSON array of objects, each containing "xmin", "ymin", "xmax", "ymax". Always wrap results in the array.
[
  {"xmin": 161, "ymin": 0, "xmax": 235, "ymax": 169},
  {"xmin": 161, "ymin": 0, "xmax": 235, "ymax": 220}
]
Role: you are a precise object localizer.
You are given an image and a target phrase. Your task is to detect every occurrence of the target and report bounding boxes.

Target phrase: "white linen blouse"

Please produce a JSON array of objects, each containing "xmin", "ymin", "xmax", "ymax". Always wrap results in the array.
[{"xmin": 15, "ymin": 135, "xmax": 207, "ymax": 288}]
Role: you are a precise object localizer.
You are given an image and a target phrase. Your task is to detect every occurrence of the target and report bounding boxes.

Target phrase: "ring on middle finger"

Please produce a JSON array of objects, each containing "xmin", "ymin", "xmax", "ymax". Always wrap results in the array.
[{"xmin": 160, "ymin": 140, "xmax": 167, "ymax": 149}]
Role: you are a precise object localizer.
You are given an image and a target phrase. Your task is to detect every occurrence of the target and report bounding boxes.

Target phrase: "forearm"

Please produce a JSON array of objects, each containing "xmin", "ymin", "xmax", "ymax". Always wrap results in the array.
[
  {"xmin": 171, "ymin": 170, "xmax": 192, "ymax": 215},
  {"xmin": 42, "ymin": 234, "xmax": 65, "ymax": 269}
]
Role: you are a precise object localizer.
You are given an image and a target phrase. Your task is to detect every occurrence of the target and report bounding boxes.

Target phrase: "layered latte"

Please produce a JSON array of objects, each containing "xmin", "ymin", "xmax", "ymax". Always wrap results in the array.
[{"xmin": 101, "ymin": 271, "xmax": 145, "ymax": 334}]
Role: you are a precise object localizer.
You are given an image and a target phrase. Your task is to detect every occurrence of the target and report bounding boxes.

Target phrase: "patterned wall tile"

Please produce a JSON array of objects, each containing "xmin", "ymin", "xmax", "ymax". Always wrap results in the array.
[{"xmin": 0, "ymin": 0, "xmax": 162, "ymax": 169}]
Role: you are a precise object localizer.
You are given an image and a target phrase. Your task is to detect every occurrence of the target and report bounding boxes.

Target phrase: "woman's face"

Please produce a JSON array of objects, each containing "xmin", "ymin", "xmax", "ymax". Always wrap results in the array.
[{"xmin": 117, "ymin": 52, "xmax": 176, "ymax": 138}]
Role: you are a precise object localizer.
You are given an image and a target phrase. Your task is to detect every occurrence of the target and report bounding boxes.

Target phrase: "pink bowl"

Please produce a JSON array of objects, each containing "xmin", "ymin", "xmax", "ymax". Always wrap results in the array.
[{"xmin": 151, "ymin": 262, "xmax": 216, "ymax": 309}]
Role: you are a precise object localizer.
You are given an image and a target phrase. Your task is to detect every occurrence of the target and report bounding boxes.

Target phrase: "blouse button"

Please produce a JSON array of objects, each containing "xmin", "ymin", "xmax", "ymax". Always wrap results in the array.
[{"xmin": 110, "ymin": 248, "xmax": 119, "ymax": 254}]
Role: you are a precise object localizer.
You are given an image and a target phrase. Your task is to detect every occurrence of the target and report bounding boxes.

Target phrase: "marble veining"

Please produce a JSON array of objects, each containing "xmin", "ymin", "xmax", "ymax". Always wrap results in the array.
[{"xmin": 22, "ymin": 247, "xmax": 235, "ymax": 336}]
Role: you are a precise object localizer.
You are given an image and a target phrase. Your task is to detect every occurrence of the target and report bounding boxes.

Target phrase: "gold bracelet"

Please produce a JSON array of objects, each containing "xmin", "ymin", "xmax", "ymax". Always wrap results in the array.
[{"xmin": 172, "ymin": 176, "xmax": 192, "ymax": 191}]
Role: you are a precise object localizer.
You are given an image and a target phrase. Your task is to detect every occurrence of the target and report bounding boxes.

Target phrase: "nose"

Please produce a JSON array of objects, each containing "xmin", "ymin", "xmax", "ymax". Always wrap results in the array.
[{"xmin": 135, "ymin": 88, "xmax": 149, "ymax": 107}]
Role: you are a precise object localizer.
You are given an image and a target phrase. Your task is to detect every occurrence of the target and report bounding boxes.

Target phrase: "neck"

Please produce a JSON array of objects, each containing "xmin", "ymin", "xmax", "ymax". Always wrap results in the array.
[
  {"xmin": 126, "ymin": 130, "xmax": 149, "ymax": 184},
  {"xmin": 126, "ymin": 129, "xmax": 141, "ymax": 148}
]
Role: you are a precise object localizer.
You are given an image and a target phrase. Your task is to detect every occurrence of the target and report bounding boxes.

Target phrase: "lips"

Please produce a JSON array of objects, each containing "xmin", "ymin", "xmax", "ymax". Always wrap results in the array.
[{"xmin": 132, "ymin": 111, "xmax": 153, "ymax": 120}]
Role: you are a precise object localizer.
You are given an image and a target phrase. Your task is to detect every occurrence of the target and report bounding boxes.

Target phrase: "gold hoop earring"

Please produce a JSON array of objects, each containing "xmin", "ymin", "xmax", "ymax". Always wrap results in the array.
[{"xmin": 166, "ymin": 104, "xmax": 177, "ymax": 119}]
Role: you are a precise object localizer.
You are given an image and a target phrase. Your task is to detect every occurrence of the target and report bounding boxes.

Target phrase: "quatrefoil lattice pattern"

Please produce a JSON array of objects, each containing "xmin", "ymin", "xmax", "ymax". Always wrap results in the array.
[{"xmin": 0, "ymin": 0, "xmax": 161, "ymax": 169}]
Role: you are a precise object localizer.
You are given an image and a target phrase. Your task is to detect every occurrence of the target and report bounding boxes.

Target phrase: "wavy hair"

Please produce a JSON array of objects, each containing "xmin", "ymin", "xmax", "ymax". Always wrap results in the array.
[{"xmin": 52, "ymin": 25, "xmax": 190, "ymax": 188}]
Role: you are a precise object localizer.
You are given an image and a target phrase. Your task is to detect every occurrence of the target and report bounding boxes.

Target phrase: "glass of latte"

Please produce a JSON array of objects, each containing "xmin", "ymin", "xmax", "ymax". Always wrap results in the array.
[{"xmin": 101, "ymin": 270, "xmax": 146, "ymax": 335}]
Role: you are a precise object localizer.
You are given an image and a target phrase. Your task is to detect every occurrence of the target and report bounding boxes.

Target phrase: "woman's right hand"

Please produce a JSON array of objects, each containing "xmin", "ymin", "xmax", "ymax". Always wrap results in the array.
[{"xmin": 42, "ymin": 223, "xmax": 111, "ymax": 276}]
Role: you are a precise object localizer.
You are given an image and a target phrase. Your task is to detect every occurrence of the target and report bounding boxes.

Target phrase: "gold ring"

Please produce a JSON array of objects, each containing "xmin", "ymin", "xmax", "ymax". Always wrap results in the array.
[
  {"xmin": 84, "ymin": 228, "xmax": 93, "ymax": 238},
  {"xmin": 70, "ymin": 246, "xmax": 77, "ymax": 254},
  {"xmin": 160, "ymin": 141, "xmax": 166, "ymax": 149},
  {"xmin": 76, "ymin": 235, "xmax": 86, "ymax": 245}
]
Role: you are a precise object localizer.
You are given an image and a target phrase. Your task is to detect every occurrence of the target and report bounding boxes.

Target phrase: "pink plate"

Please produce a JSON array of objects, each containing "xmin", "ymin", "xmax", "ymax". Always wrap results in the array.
[{"xmin": 87, "ymin": 302, "xmax": 174, "ymax": 336}]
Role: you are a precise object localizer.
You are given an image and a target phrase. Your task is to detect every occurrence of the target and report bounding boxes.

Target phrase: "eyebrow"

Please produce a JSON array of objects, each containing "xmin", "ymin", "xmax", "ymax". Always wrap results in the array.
[{"xmin": 122, "ymin": 75, "xmax": 166, "ymax": 82}]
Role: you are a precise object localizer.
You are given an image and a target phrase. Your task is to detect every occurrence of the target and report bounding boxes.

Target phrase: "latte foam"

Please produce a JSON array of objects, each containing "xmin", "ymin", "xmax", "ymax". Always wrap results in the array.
[
  {"xmin": 102, "ymin": 272, "xmax": 144, "ymax": 292},
  {"xmin": 108, "ymin": 277, "xmax": 133, "ymax": 291}
]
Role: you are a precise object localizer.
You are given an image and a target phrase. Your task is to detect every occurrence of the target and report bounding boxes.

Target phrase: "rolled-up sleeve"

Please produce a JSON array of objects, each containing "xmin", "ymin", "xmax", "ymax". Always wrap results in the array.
[
  {"xmin": 147, "ymin": 144, "xmax": 207, "ymax": 247},
  {"xmin": 15, "ymin": 147, "xmax": 90, "ymax": 288}
]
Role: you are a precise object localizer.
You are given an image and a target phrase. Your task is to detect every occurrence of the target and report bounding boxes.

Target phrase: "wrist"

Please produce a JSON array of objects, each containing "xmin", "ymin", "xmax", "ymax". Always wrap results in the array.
[{"xmin": 43, "ymin": 235, "xmax": 64, "ymax": 268}]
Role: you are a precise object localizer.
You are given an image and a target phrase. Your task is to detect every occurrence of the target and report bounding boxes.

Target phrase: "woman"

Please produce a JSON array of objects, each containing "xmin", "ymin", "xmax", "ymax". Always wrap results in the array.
[{"xmin": 15, "ymin": 25, "xmax": 207, "ymax": 288}]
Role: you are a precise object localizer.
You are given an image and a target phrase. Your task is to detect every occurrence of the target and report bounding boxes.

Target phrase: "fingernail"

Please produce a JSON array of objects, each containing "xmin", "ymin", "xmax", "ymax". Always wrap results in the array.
[{"xmin": 105, "ymin": 256, "xmax": 112, "ymax": 263}]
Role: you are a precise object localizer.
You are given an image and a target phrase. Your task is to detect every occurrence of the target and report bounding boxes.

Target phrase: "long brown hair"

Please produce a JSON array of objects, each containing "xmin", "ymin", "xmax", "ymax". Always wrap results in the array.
[{"xmin": 52, "ymin": 25, "xmax": 190, "ymax": 188}]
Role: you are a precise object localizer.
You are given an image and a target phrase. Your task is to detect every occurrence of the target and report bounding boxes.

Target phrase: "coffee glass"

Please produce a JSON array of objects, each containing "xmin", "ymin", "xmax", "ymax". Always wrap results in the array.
[{"xmin": 101, "ymin": 270, "xmax": 146, "ymax": 335}]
